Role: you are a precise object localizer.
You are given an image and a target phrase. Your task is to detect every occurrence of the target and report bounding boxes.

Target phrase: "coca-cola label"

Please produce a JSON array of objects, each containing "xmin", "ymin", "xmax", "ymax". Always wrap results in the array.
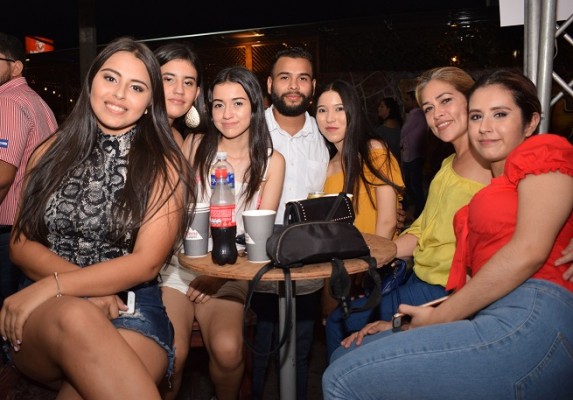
[{"xmin": 210, "ymin": 204, "xmax": 236, "ymax": 228}]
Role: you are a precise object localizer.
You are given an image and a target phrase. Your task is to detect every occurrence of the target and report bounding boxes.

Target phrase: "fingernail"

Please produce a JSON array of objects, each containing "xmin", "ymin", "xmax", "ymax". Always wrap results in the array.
[
  {"xmin": 2, "ymin": 336, "xmax": 6, "ymax": 341},
  {"xmin": 16, "ymin": 339, "xmax": 21, "ymax": 345}
]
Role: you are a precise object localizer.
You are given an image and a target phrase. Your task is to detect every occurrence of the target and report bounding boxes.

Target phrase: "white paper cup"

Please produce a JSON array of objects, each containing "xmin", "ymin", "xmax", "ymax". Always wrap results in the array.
[
  {"xmin": 242, "ymin": 209, "xmax": 276, "ymax": 263},
  {"xmin": 184, "ymin": 203, "xmax": 210, "ymax": 257}
]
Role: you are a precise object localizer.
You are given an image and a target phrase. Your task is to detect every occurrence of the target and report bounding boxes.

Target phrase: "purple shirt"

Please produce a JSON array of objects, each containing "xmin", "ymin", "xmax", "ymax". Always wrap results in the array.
[{"xmin": 400, "ymin": 107, "xmax": 427, "ymax": 162}]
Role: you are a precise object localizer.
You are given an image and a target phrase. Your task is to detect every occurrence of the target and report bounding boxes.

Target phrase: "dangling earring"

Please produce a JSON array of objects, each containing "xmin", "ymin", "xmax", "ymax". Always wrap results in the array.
[{"xmin": 185, "ymin": 106, "xmax": 200, "ymax": 128}]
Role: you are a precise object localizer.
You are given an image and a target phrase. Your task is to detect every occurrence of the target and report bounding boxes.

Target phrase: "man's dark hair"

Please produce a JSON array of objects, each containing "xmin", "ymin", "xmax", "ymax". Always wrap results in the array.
[
  {"xmin": 0, "ymin": 33, "xmax": 25, "ymax": 62},
  {"xmin": 270, "ymin": 46, "xmax": 314, "ymax": 77}
]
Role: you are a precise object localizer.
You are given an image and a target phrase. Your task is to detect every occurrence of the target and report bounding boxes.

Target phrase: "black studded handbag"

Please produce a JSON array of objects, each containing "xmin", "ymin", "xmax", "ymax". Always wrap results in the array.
[
  {"xmin": 243, "ymin": 193, "xmax": 382, "ymax": 356},
  {"xmin": 283, "ymin": 192, "xmax": 355, "ymax": 225}
]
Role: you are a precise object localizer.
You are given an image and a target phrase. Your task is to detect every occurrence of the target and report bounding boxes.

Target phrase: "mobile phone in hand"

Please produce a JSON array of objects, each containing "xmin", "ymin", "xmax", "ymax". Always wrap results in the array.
[
  {"xmin": 391, "ymin": 295, "xmax": 449, "ymax": 331},
  {"xmin": 118, "ymin": 291, "xmax": 135, "ymax": 315}
]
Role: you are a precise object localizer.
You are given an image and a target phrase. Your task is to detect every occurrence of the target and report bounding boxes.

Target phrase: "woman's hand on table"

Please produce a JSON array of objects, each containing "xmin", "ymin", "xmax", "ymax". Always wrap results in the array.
[
  {"xmin": 187, "ymin": 276, "xmax": 226, "ymax": 303},
  {"xmin": 340, "ymin": 320, "xmax": 393, "ymax": 348}
]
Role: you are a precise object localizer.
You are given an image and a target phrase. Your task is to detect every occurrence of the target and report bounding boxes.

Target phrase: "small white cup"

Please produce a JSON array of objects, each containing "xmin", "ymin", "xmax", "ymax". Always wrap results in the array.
[
  {"xmin": 184, "ymin": 203, "xmax": 210, "ymax": 257},
  {"xmin": 242, "ymin": 209, "xmax": 276, "ymax": 263}
]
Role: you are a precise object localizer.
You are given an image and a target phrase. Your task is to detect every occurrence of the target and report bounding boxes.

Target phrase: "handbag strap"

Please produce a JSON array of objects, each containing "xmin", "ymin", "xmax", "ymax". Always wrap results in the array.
[
  {"xmin": 329, "ymin": 258, "xmax": 352, "ymax": 317},
  {"xmin": 243, "ymin": 262, "xmax": 294, "ymax": 356},
  {"xmin": 349, "ymin": 256, "xmax": 381, "ymax": 314},
  {"xmin": 325, "ymin": 192, "xmax": 348, "ymax": 221},
  {"xmin": 329, "ymin": 256, "xmax": 382, "ymax": 319}
]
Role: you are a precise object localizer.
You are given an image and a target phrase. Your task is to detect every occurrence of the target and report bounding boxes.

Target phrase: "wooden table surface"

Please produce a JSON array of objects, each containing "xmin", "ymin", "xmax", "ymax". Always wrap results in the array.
[{"xmin": 178, "ymin": 233, "xmax": 397, "ymax": 281}]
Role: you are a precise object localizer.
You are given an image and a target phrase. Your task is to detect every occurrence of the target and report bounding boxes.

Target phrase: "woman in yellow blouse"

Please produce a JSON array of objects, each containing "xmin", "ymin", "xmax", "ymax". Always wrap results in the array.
[
  {"xmin": 315, "ymin": 79, "xmax": 405, "ymax": 324},
  {"xmin": 315, "ymin": 79, "xmax": 404, "ymax": 239}
]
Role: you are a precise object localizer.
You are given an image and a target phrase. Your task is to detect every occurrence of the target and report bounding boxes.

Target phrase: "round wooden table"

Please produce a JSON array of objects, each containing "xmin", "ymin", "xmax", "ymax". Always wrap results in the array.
[
  {"xmin": 178, "ymin": 233, "xmax": 396, "ymax": 280},
  {"xmin": 178, "ymin": 233, "xmax": 396, "ymax": 400}
]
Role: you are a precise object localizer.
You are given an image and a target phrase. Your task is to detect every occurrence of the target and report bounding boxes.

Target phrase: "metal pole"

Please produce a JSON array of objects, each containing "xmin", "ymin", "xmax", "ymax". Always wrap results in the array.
[
  {"xmin": 524, "ymin": 0, "xmax": 541, "ymax": 82},
  {"xmin": 537, "ymin": 0, "xmax": 557, "ymax": 133}
]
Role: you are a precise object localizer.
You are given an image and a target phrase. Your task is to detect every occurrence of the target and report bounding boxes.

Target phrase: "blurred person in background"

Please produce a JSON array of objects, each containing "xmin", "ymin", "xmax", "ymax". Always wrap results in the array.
[
  {"xmin": 0, "ymin": 32, "xmax": 57, "ymax": 309},
  {"xmin": 374, "ymin": 97, "xmax": 402, "ymax": 163}
]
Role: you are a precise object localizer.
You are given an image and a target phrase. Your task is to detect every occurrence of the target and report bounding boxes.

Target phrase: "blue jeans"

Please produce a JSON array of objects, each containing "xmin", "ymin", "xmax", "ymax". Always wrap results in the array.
[
  {"xmin": 250, "ymin": 290, "xmax": 320, "ymax": 400},
  {"xmin": 323, "ymin": 279, "xmax": 573, "ymax": 400},
  {"xmin": 325, "ymin": 272, "xmax": 447, "ymax": 361},
  {"xmin": 0, "ymin": 231, "xmax": 23, "ymax": 308}
]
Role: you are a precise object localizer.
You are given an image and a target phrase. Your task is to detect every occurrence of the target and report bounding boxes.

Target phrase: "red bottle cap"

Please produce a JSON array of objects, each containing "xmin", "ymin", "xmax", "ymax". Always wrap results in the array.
[{"xmin": 215, "ymin": 167, "xmax": 228, "ymax": 179}]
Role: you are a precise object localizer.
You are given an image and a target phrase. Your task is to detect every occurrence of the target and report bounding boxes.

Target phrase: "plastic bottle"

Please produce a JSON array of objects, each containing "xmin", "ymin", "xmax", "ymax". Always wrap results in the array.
[
  {"xmin": 210, "ymin": 166, "xmax": 238, "ymax": 265},
  {"xmin": 210, "ymin": 151, "xmax": 235, "ymax": 192}
]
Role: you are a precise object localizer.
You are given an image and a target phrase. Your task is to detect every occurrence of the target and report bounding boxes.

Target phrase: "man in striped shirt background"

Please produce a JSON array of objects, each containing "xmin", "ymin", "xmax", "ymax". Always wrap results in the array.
[{"xmin": 0, "ymin": 32, "xmax": 57, "ymax": 307}]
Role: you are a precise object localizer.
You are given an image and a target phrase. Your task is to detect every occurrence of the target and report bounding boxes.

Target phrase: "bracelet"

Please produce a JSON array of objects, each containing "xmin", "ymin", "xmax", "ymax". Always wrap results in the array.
[{"xmin": 53, "ymin": 272, "xmax": 62, "ymax": 298}]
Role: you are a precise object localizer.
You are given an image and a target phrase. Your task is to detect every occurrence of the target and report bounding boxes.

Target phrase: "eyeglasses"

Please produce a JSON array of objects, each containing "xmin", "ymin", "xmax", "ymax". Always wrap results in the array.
[{"xmin": 0, "ymin": 57, "xmax": 15, "ymax": 63}]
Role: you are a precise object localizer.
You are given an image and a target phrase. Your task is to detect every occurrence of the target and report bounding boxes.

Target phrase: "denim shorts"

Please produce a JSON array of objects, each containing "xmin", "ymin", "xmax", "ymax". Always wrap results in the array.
[
  {"xmin": 112, "ymin": 283, "xmax": 175, "ymax": 381},
  {"xmin": 3, "ymin": 281, "xmax": 174, "ymax": 383}
]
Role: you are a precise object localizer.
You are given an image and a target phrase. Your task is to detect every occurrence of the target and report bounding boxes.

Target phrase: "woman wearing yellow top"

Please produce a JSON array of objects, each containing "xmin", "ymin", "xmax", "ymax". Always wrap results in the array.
[
  {"xmin": 324, "ymin": 68, "xmax": 494, "ymax": 360},
  {"xmin": 316, "ymin": 80, "xmax": 404, "ymax": 238},
  {"xmin": 315, "ymin": 79, "xmax": 405, "ymax": 332}
]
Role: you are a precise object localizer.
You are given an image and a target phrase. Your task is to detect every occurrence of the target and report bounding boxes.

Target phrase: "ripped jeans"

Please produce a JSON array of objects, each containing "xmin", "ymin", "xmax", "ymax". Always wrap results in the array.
[{"xmin": 112, "ymin": 283, "xmax": 175, "ymax": 381}]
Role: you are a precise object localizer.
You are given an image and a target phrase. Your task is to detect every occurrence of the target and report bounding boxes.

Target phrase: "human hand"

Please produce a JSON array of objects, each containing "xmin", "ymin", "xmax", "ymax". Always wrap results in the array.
[
  {"xmin": 187, "ymin": 276, "xmax": 225, "ymax": 303},
  {"xmin": 0, "ymin": 276, "xmax": 56, "ymax": 351},
  {"xmin": 556, "ymin": 238, "xmax": 573, "ymax": 282},
  {"xmin": 340, "ymin": 320, "xmax": 393, "ymax": 348},
  {"xmin": 395, "ymin": 303, "xmax": 437, "ymax": 330},
  {"xmin": 87, "ymin": 295, "xmax": 128, "ymax": 319}
]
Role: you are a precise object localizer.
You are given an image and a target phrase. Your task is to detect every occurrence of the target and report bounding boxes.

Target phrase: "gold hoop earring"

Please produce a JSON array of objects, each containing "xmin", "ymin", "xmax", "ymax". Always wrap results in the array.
[{"xmin": 185, "ymin": 106, "xmax": 200, "ymax": 128}]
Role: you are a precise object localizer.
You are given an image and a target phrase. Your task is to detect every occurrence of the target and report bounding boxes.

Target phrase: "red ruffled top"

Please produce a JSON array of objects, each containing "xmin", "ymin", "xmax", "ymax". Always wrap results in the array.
[{"xmin": 446, "ymin": 134, "xmax": 573, "ymax": 292}]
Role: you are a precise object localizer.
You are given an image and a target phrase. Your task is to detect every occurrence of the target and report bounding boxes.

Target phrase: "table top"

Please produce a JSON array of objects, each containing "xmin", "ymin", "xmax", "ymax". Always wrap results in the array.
[{"xmin": 178, "ymin": 233, "xmax": 397, "ymax": 281}]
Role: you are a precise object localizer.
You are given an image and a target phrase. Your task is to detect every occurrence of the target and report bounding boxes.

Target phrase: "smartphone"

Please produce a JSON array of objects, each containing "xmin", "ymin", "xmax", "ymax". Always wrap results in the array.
[
  {"xmin": 391, "ymin": 295, "xmax": 449, "ymax": 332},
  {"xmin": 118, "ymin": 291, "xmax": 136, "ymax": 315}
]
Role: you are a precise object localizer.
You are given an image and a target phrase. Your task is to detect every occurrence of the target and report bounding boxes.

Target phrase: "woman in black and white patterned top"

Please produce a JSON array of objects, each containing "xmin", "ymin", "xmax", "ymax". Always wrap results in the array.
[{"xmin": 0, "ymin": 37, "xmax": 195, "ymax": 399}]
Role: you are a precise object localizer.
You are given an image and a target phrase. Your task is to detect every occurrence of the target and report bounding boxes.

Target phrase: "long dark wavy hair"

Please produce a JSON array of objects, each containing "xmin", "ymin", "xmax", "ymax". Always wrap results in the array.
[
  {"xmin": 153, "ymin": 42, "xmax": 208, "ymax": 135},
  {"xmin": 193, "ymin": 66, "xmax": 273, "ymax": 206},
  {"xmin": 316, "ymin": 79, "xmax": 404, "ymax": 212},
  {"xmin": 14, "ymin": 37, "xmax": 195, "ymax": 253}
]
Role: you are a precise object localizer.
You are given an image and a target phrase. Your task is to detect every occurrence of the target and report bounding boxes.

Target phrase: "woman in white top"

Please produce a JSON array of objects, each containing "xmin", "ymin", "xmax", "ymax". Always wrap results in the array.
[{"xmin": 161, "ymin": 66, "xmax": 285, "ymax": 400}]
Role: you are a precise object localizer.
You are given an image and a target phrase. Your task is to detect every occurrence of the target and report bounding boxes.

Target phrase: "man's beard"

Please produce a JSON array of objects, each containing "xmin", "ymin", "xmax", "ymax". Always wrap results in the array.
[
  {"xmin": 270, "ymin": 91, "xmax": 312, "ymax": 117},
  {"xmin": 0, "ymin": 71, "xmax": 10, "ymax": 87}
]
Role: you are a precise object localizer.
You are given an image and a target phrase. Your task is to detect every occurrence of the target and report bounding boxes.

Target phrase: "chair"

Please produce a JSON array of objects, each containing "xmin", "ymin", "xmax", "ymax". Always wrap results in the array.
[{"xmin": 189, "ymin": 309, "xmax": 257, "ymax": 400}]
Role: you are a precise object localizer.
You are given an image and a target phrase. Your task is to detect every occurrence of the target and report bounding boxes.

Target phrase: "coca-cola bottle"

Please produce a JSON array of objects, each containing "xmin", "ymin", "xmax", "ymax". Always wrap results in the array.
[
  {"xmin": 210, "ymin": 151, "xmax": 235, "ymax": 192},
  {"xmin": 210, "ymin": 165, "xmax": 238, "ymax": 265}
]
